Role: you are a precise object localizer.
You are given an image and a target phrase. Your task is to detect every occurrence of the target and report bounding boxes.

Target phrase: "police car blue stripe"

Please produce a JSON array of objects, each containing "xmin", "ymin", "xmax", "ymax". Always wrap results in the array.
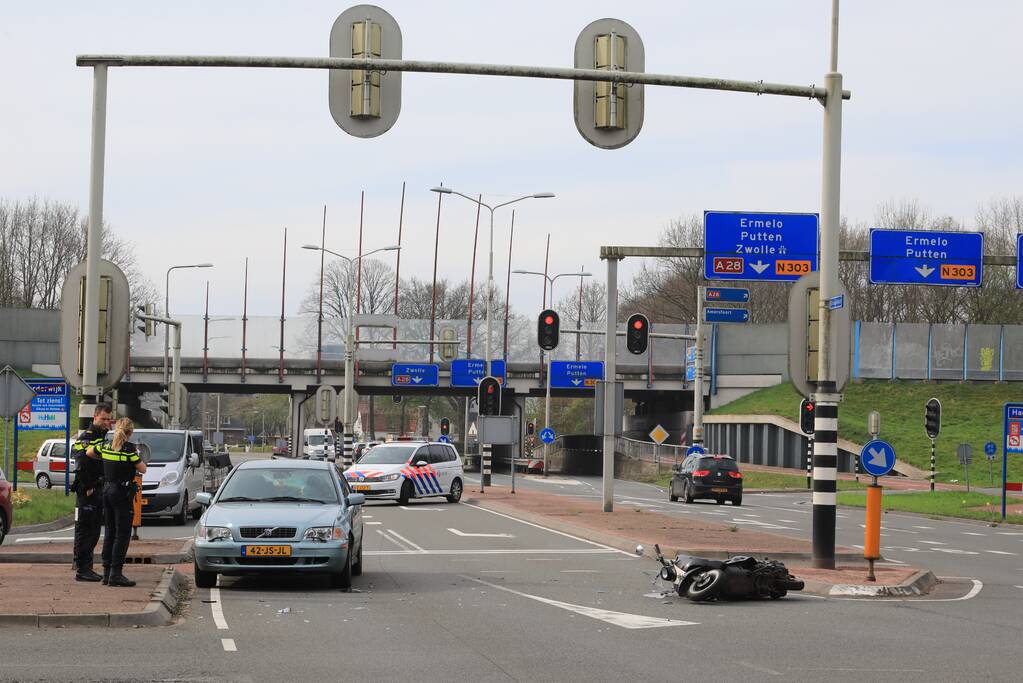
[
  {"xmin": 429, "ymin": 472, "xmax": 441, "ymax": 493},
  {"xmin": 407, "ymin": 471, "xmax": 424, "ymax": 495}
]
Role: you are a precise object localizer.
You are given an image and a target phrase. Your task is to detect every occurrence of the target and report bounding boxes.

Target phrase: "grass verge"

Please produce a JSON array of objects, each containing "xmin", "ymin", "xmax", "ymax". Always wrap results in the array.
[
  {"xmin": 9, "ymin": 488, "xmax": 77, "ymax": 527},
  {"xmin": 836, "ymin": 490, "xmax": 1023, "ymax": 525}
]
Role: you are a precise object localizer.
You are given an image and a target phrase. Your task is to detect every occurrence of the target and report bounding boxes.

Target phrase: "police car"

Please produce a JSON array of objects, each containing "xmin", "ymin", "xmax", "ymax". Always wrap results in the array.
[{"xmin": 342, "ymin": 441, "xmax": 463, "ymax": 505}]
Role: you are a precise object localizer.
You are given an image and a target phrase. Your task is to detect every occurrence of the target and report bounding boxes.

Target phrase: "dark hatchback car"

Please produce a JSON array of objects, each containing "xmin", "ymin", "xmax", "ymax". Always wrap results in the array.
[{"xmin": 669, "ymin": 454, "xmax": 743, "ymax": 506}]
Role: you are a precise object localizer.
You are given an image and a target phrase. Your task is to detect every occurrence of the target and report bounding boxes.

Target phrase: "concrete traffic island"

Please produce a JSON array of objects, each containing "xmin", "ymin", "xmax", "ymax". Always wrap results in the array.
[
  {"xmin": 467, "ymin": 486, "xmax": 938, "ymax": 598},
  {"xmin": 0, "ymin": 564, "xmax": 188, "ymax": 627},
  {"xmin": 0, "ymin": 539, "xmax": 193, "ymax": 565}
]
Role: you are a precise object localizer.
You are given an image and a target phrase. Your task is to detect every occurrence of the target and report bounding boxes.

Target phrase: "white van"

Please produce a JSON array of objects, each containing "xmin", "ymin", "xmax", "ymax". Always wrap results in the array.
[
  {"xmin": 128, "ymin": 429, "xmax": 205, "ymax": 525},
  {"xmin": 303, "ymin": 428, "xmax": 337, "ymax": 460}
]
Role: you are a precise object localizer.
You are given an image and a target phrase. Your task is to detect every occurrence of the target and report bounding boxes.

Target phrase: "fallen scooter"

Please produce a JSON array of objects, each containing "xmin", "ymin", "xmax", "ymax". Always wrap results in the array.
[{"xmin": 638, "ymin": 544, "xmax": 805, "ymax": 602}]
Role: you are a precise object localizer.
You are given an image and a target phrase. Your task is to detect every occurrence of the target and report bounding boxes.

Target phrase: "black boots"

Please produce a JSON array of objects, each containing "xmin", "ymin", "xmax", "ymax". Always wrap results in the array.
[
  {"xmin": 108, "ymin": 572, "xmax": 136, "ymax": 588},
  {"xmin": 102, "ymin": 566, "xmax": 110, "ymax": 585},
  {"xmin": 75, "ymin": 568, "xmax": 102, "ymax": 582}
]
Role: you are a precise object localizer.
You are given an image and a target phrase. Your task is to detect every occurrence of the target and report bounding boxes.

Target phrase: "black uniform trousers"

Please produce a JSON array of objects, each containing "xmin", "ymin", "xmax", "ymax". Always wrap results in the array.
[
  {"xmin": 72, "ymin": 488, "xmax": 103, "ymax": 572},
  {"xmin": 101, "ymin": 483, "xmax": 134, "ymax": 573}
]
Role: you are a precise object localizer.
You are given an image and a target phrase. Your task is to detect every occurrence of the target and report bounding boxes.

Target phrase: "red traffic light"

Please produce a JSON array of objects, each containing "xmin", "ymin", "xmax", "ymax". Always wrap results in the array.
[
  {"xmin": 805, "ymin": 402, "xmax": 815, "ymax": 411},
  {"xmin": 632, "ymin": 319, "xmax": 645, "ymax": 329},
  {"xmin": 486, "ymin": 385, "xmax": 495, "ymax": 394},
  {"xmin": 544, "ymin": 314, "xmax": 555, "ymax": 325}
]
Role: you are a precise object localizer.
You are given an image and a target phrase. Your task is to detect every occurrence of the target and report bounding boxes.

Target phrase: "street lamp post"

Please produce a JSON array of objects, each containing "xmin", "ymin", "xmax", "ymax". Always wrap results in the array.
[
  {"xmin": 513, "ymin": 268, "xmax": 592, "ymax": 476},
  {"xmin": 430, "ymin": 187, "xmax": 554, "ymax": 373},
  {"xmin": 303, "ymin": 243, "xmax": 400, "ymax": 467},
  {"xmin": 164, "ymin": 263, "xmax": 213, "ymax": 386}
]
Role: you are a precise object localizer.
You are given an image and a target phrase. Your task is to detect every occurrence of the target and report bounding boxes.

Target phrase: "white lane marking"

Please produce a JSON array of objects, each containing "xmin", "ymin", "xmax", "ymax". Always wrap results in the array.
[
  {"xmin": 735, "ymin": 513, "xmax": 760, "ymax": 518},
  {"xmin": 448, "ymin": 528, "xmax": 514, "ymax": 538},
  {"xmin": 919, "ymin": 540, "xmax": 945, "ymax": 545},
  {"xmin": 480, "ymin": 570, "xmax": 519, "ymax": 573},
  {"xmin": 221, "ymin": 638, "xmax": 237, "ymax": 652},
  {"xmin": 738, "ymin": 661, "xmax": 783, "ymax": 676},
  {"xmin": 985, "ymin": 550, "xmax": 1017, "ymax": 556},
  {"xmin": 14, "ymin": 536, "xmax": 74, "ymax": 543},
  {"xmin": 365, "ymin": 521, "xmax": 382, "ymax": 525},
  {"xmin": 913, "ymin": 526, "xmax": 934, "ymax": 530},
  {"xmin": 386, "ymin": 529, "xmax": 426, "ymax": 552},
  {"xmin": 998, "ymin": 532, "xmax": 1023, "ymax": 536},
  {"xmin": 210, "ymin": 588, "xmax": 229, "ymax": 630},
  {"xmin": 399, "ymin": 506, "xmax": 445, "ymax": 511},
  {"xmin": 730, "ymin": 519, "xmax": 796, "ymax": 531},
  {"xmin": 933, "ymin": 548, "xmax": 978, "ymax": 555},
  {"xmin": 362, "ymin": 515, "xmax": 374, "ymax": 519},
  {"xmin": 778, "ymin": 519, "xmax": 800, "ymax": 524},
  {"xmin": 961, "ymin": 532, "xmax": 985, "ymax": 536},
  {"xmin": 463, "ymin": 576, "xmax": 697, "ymax": 629},
  {"xmin": 367, "ymin": 548, "xmax": 621, "ymax": 556},
  {"xmin": 620, "ymin": 499, "xmax": 664, "ymax": 509},
  {"xmin": 1015, "ymin": 585, "xmax": 1023, "ymax": 589},
  {"xmin": 376, "ymin": 528, "xmax": 416, "ymax": 552},
  {"xmin": 460, "ymin": 502, "xmax": 633, "ymax": 556},
  {"xmin": 561, "ymin": 569, "xmax": 600, "ymax": 573}
]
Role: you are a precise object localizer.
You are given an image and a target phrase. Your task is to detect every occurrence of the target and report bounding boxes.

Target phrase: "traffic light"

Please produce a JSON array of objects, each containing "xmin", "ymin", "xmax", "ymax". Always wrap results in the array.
[
  {"xmin": 925, "ymin": 398, "xmax": 941, "ymax": 439},
  {"xmin": 799, "ymin": 398, "xmax": 815, "ymax": 435},
  {"xmin": 537, "ymin": 309, "xmax": 560, "ymax": 351},
  {"xmin": 527, "ymin": 421, "xmax": 535, "ymax": 436},
  {"xmin": 478, "ymin": 376, "xmax": 502, "ymax": 416},
  {"xmin": 440, "ymin": 417, "xmax": 450, "ymax": 437},
  {"xmin": 626, "ymin": 313, "xmax": 649, "ymax": 354},
  {"xmin": 135, "ymin": 303, "xmax": 155, "ymax": 338}
]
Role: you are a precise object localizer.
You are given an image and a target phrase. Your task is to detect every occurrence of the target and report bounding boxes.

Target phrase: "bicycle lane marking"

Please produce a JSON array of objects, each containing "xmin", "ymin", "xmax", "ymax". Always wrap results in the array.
[{"xmin": 208, "ymin": 586, "xmax": 235, "ymax": 652}]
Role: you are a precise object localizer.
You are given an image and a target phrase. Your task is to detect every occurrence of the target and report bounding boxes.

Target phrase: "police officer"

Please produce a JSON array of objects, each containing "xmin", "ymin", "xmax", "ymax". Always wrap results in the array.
[
  {"xmin": 71, "ymin": 402, "xmax": 113, "ymax": 582},
  {"xmin": 100, "ymin": 418, "xmax": 147, "ymax": 587}
]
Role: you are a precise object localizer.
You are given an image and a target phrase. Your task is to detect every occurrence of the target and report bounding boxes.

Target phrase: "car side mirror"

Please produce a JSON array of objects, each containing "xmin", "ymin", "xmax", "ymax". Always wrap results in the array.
[
  {"xmin": 189, "ymin": 453, "xmax": 200, "ymax": 468},
  {"xmin": 347, "ymin": 493, "xmax": 366, "ymax": 507},
  {"xmin": 415, "ymin": 460, "xmax": 428, "ymax": 467},
  {"xmin": 196, "ymin": 491, "xmax": 212, "ymax": 507}
]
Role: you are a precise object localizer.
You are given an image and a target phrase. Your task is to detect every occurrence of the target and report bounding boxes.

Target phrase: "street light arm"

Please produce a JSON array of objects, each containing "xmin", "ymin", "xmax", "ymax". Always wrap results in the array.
[{"xmin": 492, "ymin": 195, "xmax": 538, "ymax": 212}]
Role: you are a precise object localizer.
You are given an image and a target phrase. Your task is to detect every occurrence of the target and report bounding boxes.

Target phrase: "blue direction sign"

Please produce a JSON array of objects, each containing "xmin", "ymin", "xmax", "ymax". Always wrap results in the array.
[
  {"xmin": 985, "ymin": 441, "xmax": 997, "ymax": 460},
  {"xmin": 550, "ymin": 361, "xmax": 604, "ymax": 389},
  {"xmin": 18, "ymin": 379, "xmax": 70, "ymax": 430},
  {"xmin": 1017, "ymin": 235, "xmax": 1023, "ymax": 290},
  {"xmin": 869, "ymin": 229, "xmax": 984, "ymax": 287},
  {"xmin": 539, "ymin": 427, "xmax": 556, "ymax": 444},
  {"xmin": 686, "ymin": 445, "xmax": 706, "ymax": 457},
  {"xmin": 704, "ymin": 307, "xmax": 749, "ymax": 324},
  {"xmin": 704, "ymin": 211, "xmax": 819, "ymax": 282},
  {"xmin": 705, "ymin": 287, "xmax": 749, "ymax": 303},
  {"xmin": 686, "ymin": 347, "xmax": 697, "ymax": 363},
  {"xmin": 391, "ymin": 363, "xmax": 439, "ymax": 387},
  {"xmin": 450, "ymin": 359, "xmax": 506, "ymax": 387},
  {"xmin": 685, "ymin": 365, "xmax": 696, "ymax": 382},
  {"xmin": 860, "ymin": 439, "xmax": 897, "ymax": 477}
]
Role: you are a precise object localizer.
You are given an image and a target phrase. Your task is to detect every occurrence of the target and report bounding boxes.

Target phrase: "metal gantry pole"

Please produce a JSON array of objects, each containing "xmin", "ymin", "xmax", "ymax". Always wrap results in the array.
[
  {"xmin": 485, "ymin": 206, "xmax": 495, "ymax": 372},
  {"xmin": 811, "ymin": 0, "xmax": 844, "ymax": 570},
  {"xmin": 343, "ymin": 299, "xmax": 355, "ymax": 468},
  {"xmin": 601, "ymin": 257, "xmax": 619, "ymax": 512},
  {"xmin": 692, "ymin": 287, "xmax": 705, "ymax": 447}
]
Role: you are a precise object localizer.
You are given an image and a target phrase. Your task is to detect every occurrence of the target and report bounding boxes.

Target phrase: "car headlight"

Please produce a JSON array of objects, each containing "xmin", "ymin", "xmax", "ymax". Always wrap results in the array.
[
  {"xmin": 197, "ymin": 525, "xmax": 231, "ymax": 542},
  {"xmin": 160, "ymin": 471, "xmax": 180, "ymax": 487},
  {"xmin": 383, "ymin": 473, "xmax": 400, "ymax": 481},
  {"xmin": 304, "ymin": 526, "xmax": 344, "ymax": 542}
]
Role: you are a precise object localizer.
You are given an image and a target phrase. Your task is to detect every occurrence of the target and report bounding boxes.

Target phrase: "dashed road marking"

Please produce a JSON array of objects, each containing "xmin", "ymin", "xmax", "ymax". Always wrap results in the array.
[
  {"xmin": 913, "ymin": 526, "xmax": 933, "ymax": 530},
  {"xmin": 448, "ymin": 528, "xmax": 514, "ymax": 538},
  {"xmin": 221, "ymin": 638, "xmax": 237, "ymax": 652},
  {"xmin": 365, "ymin": 521, "xmax": 382, "ymax": 525},
  {"xmin": 399, "ymin": 506, "xmax": 445, "ymax": 511},
  {"xmin": 985, "ymin": 550, "xmax": 1017, "ymax": 556},
  {"xmin": 210, "ymin": 587, "xmax": 229, "ymax": 630},
  {"xmin": 920, "ymin": 540, "xmax": 945, "ymax": 545},
  {"xmin": 560, "ymin": 569, "xmax": 600, "ymax": 573},
  {"xmin": 962, "ymin": 532, "xmax": 985, "ymax": 536}
]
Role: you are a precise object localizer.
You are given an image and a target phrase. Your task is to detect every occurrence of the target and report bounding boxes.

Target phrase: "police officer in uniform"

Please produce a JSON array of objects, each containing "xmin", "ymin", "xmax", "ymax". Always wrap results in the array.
[
  {"xmin": 71, "ymin": 402, "xmax": 113, "ymax": 582},
  {"xmin": 100, "ymin": 418, "xmax": 147, "ymax": 587}
]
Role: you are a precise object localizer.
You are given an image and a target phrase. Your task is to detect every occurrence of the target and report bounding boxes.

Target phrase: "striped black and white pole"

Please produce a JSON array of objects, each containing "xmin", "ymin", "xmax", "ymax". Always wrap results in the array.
[
  {"xmin": 342, "ymin": 432, "xmax": 355, "ymax": 469},
  {"xmin": 481, "ymin": 443, "xmax": 492, "ymax": 492},
  {"xmin": 812, "ymin": 389, "xmax": 839, "ymax": 569},
  {"xmin": 805, "ymin": 437, "xmax": 813, "ymax": 489},
  {"xmin": 929, "ymin": 439, "xmax": 936, "ymax": 492}
]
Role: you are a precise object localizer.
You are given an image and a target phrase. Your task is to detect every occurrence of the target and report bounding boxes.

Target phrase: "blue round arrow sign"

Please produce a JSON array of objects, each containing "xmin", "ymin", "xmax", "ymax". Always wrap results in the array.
[
  {"xmin": 984, "ymin": 441, "xmax": 997, "ymax": 456},
  {"xmin": 437, "ymin": 435, "xmax": 451, "ymax": 444},
  {"xmin": 860, "ymin": 439, "xmax": 896, "ymax": 477},
  {"xmin": 686, "ymin": 445, "xmax": 706, "ymax": 457},
  {"xmin": 539, "ymin": 427, "xmax": 556, "ymax": 444}
]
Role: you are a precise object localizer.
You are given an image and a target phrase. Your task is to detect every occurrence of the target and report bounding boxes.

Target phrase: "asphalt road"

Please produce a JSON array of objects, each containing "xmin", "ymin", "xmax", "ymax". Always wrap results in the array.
[{"xmin": 4, "ymin": 467, "xmax": 1022, "ymax": 681}]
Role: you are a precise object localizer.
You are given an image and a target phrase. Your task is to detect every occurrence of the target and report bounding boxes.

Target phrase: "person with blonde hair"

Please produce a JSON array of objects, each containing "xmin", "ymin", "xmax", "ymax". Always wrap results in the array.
[{"xmin": 99, "ymin": 418, "xmax": 146, "ymax": 587}]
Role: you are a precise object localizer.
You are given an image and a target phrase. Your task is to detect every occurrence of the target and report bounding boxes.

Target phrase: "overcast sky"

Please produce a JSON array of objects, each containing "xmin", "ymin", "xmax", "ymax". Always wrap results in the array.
[{"xmin": 2, "ymin": 1, "xmax": 1020, "ymax": 319}]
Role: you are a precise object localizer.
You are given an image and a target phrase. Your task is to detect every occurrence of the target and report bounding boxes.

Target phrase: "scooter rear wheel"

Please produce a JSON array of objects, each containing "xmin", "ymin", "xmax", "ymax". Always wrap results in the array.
[{"xmin": 685, "ymin": 568, "xmax": 726, "ymax": 601}]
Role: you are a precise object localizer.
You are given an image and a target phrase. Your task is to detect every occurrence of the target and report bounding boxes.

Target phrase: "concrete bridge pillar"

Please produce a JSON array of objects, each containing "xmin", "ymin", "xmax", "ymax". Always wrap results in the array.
[{"xmin": 290, "ymin": 391, "xmax": 308, "ymax": 459}]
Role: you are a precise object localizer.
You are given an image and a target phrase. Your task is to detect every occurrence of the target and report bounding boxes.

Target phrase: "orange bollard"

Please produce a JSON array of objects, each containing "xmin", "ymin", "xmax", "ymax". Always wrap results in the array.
[
  {"xmin": 131, "ymin": 473, "xmax": 143, "ymax": 540},
  {"xmin": 864, "ymin": 484, "xmax": 882, "ymax": 581}
]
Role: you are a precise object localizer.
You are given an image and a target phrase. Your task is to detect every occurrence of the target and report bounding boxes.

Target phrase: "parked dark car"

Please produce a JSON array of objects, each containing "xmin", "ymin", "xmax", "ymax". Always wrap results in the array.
[
  {"xmin": 0, "ymin": 468, "xmax": 13, "ymax": 545},
  {"xmin": 669, "ymin": 454, "xmax": 743, "ymax": 506}
]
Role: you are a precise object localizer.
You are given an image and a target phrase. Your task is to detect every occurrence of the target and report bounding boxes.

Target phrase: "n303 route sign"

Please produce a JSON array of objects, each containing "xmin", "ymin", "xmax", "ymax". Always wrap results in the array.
[
  {"xmin": 869, "ymin": 229, "xmax": 984, "ymax": 287},
  {"xmin": 704, "ymin": 211, "xmax": 819, "ymax": 282}
]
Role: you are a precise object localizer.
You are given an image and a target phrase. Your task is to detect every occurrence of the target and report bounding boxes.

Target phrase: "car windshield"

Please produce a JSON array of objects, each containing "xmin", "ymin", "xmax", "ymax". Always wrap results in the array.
[
  {"xmin": 308, "ymin": 435, "xmax": 325, "ymax": 446},
  {"xmin": 218, "ymin": 467, "xmax": 339, "ymax": 504},
  {"xmin": 699, "ymin": 457, "xmax": 738, "ymax": 472},
  {"xmin": 357, "ymin": 444, "xmax": 415, "ymax": 464},
  {"xmin": 109, "ymin": 432, "xmax": 185, "ymax": 463}
]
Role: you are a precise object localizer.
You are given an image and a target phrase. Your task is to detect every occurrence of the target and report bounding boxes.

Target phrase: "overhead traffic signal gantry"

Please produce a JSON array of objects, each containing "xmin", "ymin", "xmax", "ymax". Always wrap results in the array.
[
  {"xmin": 626, "ymin": 313, "xmax": 649, "ymax": 354},
  {"xmin": 537, "ymin": 309, "xmax": 560, "ymax": 351},
  {"xmin": 478, "ymin": 376, "xmax": 502, "ymax": 416}
]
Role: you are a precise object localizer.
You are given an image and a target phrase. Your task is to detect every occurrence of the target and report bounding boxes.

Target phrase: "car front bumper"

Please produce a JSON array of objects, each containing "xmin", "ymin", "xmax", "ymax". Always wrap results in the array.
[
  {"xmin": 141, "ymin": 490, "xmax": 184, "ymax": 517},
  {"xmin": 194, "ymin": 539, "xmax": 350, "ymax": 575},
  {"xmin": 346, "ymin": 478, "xmax": 403, "ymax": 500}
]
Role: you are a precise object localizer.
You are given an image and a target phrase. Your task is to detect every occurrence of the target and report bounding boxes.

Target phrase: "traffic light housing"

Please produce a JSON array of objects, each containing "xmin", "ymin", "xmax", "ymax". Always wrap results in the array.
[
  {"xmin": 799, "ymin": 398, "xmax": 815, "ymax": 435},
  {"xmin": 478, "ymin": 376, "xmax": 502, "ymax": 416},
  {"xmin": 626, "ymin": 313, "xmax": 649, "ymax": 354},
  {"xmin": 135, "ymin": 303, "xmax": 155, "ymax": 338},
  {"xmin": 527, "ymin": 421, "xmax": 535, "ymax": 436},
  {"xmin": 538, "ymin": 309, "xmax": 560, "ymax": 351},
  {"xmin": 440, "ymin": 417, "xmax": 450, "ymax": 437},
  {"xmin": 925, "ymin": 398, "xmax": 941, "ymax": 439}
]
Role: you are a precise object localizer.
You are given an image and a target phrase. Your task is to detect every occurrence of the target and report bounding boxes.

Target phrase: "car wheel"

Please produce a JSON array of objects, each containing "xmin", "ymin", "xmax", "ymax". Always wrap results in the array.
[
  {"xmin": 330, "ymin": 538, "xmax": 353, "ymax": 591},
  {"xmin": 668, "ymin": 482, "xmax": 678, "ymax": 503},
  {"xmin": 36, "ymin": 473, "xmax": 52, "ymax": 490},
  {"xmin": 352, "ymin": 537, "xmax": 363, "ymax": 577},
  {"xmin": 683, "ymin": 481, "xmax": 694, "ymax": 504},
  {"xmin": 685, "ymin": 568, "xmax": 725, "ymax": 602},
  {"xmin": 446, "ymin": 478, "xmax": 463, "ymax": 504},
  {"xmin": 397, "ymin": 480, "xmax": 413, "ymax": 506},
  {"xmin": 716, "ymin": 497, "xmax": 725, "ymax": 505},
  {"xmin": 732, "ymin": 495, "xmax": 742, "ymax": 507},
  {"xmin": 172, "ymin": 491, "xmax": 188, "ymax": 526},
  {"xmin": 194, "ymin": 560, "xmax": 217, "ymax": 589},
  {"xmin": 190, "ymin": 503, "xmax": 203, "ymax": 520}
]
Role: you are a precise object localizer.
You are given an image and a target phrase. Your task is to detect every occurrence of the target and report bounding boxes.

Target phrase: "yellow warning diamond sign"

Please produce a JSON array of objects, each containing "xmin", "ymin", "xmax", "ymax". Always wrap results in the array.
[{"xmin": 648, "ymin": 424, "xmax": 670, "ymax": 445}]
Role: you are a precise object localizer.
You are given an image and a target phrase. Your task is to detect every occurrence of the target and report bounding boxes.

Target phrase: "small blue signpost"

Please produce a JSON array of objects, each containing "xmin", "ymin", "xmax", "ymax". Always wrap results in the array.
[
  {"xmin": 686, "ymin": 445, "xmax": 706, "ymax": 457},
  {"xmin": 704, "ymin": 307, "xmax": 749, "ymax": 324},
  {"xmin": 860, "ymin": 439, "xmax": 896, "ymax": 478},
  {"xmin": 685, "ymin": 365, "xmax": 696, "ymax": 382},
  {"xmin": 704, "ymin": 211, "xmax": 819, "ymax": 282},
  {"xmin": 390, "ymin": 363, "xmax": 440, "ymax": 387},
  {"xmin": 869, "ymin": 229, "xmax": 984, "ymax": 287},
  {"xmin": 450, "ymin": 359, "xmax": 506, "ymax": 387},
  {"xmin": 539, "ymin": 427, "xmax": 556, "ymax": 444},
  {"xmin": 985, "ymin": 441, "xmax": 997, "ymax": 458},
  {"xmin": 704, "ymin": 287, "xmax": 749, "ymax": 303},
  {"xmin": 828, "ymin": 295, "xmax": 845, "ymax": 310},
  {"xmin": 550, "ymin": 361, "xmax": 604, "ymax": 389}
]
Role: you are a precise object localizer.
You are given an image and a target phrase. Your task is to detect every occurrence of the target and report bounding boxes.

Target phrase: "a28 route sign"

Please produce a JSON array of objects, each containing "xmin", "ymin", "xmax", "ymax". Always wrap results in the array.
[
  {"xmin": 869, "ymin": 229, "xmax": 984, "ymax": 287},
  {"xmin": 390, "ymin": 363, "xmax": 439, "ymax": 387},
  {"xmin": 704, "ymin": 211, "xmax": 819, "ymax": 282},
  {"xmin": 705, "ymin": 287, "xmax": 749, "ymax": 303}
]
